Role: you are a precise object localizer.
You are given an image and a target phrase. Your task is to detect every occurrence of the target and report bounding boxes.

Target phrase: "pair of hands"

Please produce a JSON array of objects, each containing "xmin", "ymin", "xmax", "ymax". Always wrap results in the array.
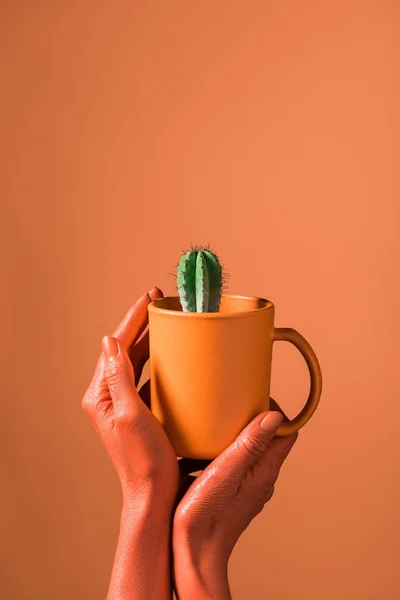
[{"xmin": 82, "ymin": 287, "xmax": 298, "ymax": 599}]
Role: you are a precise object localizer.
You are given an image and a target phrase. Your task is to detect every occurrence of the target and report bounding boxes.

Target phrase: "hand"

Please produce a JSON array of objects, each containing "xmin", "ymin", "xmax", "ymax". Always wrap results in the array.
[
  {"xmin": 82, "ymin": 287, "xmax": 187, "ymax": 600},
  {"xmin": 172, "ymin": 408, "xmax": 298, "ymax": 599},
  {"xmin": 81, "ymin": 287, "xmax": 179, "ymax": 506}
]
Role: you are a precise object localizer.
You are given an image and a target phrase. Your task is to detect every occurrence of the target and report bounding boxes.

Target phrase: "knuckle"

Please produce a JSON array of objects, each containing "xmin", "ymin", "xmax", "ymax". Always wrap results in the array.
[
  {"xmin": 268, "ymin": 485, "xmax": 276, "ymax": 503},
  {"xmin": 238, "ymin": 433, "xmax": 266, "ymax": 460},
  {"xmin": 114, "ymin": 407, "xmax": 136, "ymax": 428},
  {"xmin": 106, "ymin": 359, "xmax": 125, "ymax": 384},
  {"xmin": 174, "ymin": 501, "xmax": 207, "ymax": 534},
  {"xmin": 174, "ymin": 503, "xmax": 191, "ymax": 530},
  {"xmin": 106, "ymin": 359, "xmax": 135, "ymax": 394},
  {"xmin": 81, "ymin": 392, "xmax": 93, "ymax": 414},
  {"xmin": 106, "ymin": 375, "xmax": 128, "ymax": 401},
  {"xmin": 262, "ymin": 484, "xmax": 275, "ymax": 505},
  {"xmin": 141, "ymin": 460, "xmax": 162, "ymax": 482},
  {"xmin": 266, "ymin": 483, "xmax": 275, "ymax": 500},
  {"xmin": 262, "ymin": 466, "xmax": 280, "ymax": 489}
]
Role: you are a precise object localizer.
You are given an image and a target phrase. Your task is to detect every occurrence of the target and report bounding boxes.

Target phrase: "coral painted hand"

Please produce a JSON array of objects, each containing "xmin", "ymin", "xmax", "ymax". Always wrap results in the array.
[
  {"xmin": 173, "ymin": 410, "xmax": 298, "ymax": 599},
  {"xmin": 82, "ymin": 287, "xmax": 179, "ymax": 505},
  {"xmin": 82, "ymin": 287, "xmax": 190, "ymax": 599}
]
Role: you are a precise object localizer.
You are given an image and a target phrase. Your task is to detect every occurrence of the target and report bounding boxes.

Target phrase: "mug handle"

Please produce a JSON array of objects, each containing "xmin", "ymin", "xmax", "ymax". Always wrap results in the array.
[{"xmin": 272, "ymin": 327, "xmax": 322, "ymax": 436}]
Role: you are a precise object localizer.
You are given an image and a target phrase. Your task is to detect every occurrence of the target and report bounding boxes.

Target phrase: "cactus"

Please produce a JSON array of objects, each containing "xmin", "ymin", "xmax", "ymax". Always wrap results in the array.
[{"xmin": 176, "ymin": 245, "xmax": 227, "ymax": 312}]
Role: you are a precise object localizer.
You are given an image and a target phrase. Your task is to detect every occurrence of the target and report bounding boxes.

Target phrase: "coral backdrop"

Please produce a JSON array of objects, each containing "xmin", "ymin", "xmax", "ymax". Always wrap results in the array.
[{"xmin": 1, "ymin": 2, "xmax": 399, "ymax": 599}]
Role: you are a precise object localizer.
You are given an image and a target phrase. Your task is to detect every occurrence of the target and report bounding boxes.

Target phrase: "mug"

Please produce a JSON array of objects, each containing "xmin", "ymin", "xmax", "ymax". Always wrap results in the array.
[{"xmin": 148, "ymin": 294, "xmax": 322, "ymax": 459}]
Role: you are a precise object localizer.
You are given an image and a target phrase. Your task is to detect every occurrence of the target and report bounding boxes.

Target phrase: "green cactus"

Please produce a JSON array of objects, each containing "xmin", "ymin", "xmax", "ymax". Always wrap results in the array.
[{"xmin": 176, "ymin": 246, "xmax": 226, "ymax": 312}]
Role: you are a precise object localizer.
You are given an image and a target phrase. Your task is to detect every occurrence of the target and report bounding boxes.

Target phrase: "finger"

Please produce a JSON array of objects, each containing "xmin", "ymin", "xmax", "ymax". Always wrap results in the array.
[
  {"xmin": 111, "ymin": 291, "xmax": 153, "ymax": 348},
  {"xmin": 269, "ymin": 397, "xmax": 290, "ymax": 422},
  {"xmin": 235, "ymin": 411, "xmax": 283, "ymax": 468},
  {"xmin": 82, "ymin": 290, "xmax": 160, "ymax": 419},
  {"xmin": 82, "ymin": 354, "xmax": 108, "ymax": 418},
  {"xmin": 259, "ymin": 431, "xmax": 298, "ymax": 476},
  {"xmin": 212, "ymin": 411, "xmax": 284, "ymax": 483},
  {"xmin": 130, "ymin": 328, "xmax": 150, "ymax": 385},
  {"xmin": 178, "ymin": 458, "xmax": 212, "ymax": 475},
  {"xmin": 129, "ymin": 287, "xmax": 163, "ymax": 386},
  {"xmin": 102, "ymin": 336, "xmax": 147, "ymax": 424},
  {"xmin": 129, "ymin": 285, "xmax": 163, "ymax": 348},
  {"xmin": 149, "ymin": 285, "xmax": 164, "ymax": 302},
  {"xmin": 138, "ymin": 379, "xmax": 151, "ymax": 408},
  {"xmin": 254, "ymin": 432, "xmax": 298, "ymax": 493}
]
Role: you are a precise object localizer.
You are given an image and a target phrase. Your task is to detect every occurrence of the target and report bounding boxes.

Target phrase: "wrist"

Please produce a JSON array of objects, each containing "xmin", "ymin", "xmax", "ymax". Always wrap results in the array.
[
  {"xmin": 119, "ymin": 485, "xmax": 174, "ymax": 550},
  {"xmin": 122, "ymin": 477, "xmax": 175, "ymax": 511},
  {"xmin": 120, "ymin": 466, "xmax": 179, "ymax": 513},
  {"xmin": 173, "ymin": 532, "xmax": 230, "ymax": 600}
]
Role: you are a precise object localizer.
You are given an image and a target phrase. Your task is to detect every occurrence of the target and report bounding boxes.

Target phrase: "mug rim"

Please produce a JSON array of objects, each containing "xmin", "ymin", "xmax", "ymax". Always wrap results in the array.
[{"xmin": 148, "ymin": 293, "xmax": 274, "ymax": 319}]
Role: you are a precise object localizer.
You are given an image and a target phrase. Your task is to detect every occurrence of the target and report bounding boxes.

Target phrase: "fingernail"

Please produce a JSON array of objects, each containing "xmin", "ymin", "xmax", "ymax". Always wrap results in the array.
[
  {"xmin": 260, "ymin": 411, "xmax": 283, "ymax": 431},
  {"xmin": 148, "ymin": 286, "xmax": 161, "ymax": 300},
  {"xmin": 102, "ymin": 335, "xmax": 119, "ymax": 359}
]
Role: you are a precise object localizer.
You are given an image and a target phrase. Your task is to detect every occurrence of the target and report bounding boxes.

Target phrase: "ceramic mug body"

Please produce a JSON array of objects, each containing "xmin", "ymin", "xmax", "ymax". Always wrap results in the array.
[{"xmin": 148, "ymin": 294, "xmax": 322, "ymax": 459}]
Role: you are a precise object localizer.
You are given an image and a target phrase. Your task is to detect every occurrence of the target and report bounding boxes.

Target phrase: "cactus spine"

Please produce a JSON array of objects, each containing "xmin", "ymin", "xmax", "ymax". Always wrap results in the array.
[{"xmin": 177, "ymin": 246, "xmax": 225, "ymax": 312}]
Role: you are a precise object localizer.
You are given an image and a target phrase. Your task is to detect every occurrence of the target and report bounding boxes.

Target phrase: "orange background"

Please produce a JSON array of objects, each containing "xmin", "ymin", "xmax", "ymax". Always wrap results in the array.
[{"xmin": 1, "ymin": 2, "xmax": 399, "ymax": 599}]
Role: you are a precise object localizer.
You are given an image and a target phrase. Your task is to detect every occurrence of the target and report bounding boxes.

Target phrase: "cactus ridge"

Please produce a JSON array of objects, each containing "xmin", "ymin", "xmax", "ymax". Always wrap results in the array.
[{"xmin": 175, "ymin": 244, "xmax": 229, "ymax": 313}]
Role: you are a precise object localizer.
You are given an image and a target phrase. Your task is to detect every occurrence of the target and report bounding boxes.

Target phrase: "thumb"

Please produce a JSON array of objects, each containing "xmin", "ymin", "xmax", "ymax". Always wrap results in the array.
[
  {"xmin": 225, "ymin": 411, "xmax": 284, "ymax": 475},
  {"xmin": 102, "ymin": 335, "xmax": 147, "ymax": 424}
]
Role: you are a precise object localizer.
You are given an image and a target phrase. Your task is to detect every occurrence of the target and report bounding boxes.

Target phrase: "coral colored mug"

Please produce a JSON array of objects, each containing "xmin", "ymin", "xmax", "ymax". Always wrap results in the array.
[{"xmin": 148, "ymin": 294, "xmax": 322, "ymax": 460}]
